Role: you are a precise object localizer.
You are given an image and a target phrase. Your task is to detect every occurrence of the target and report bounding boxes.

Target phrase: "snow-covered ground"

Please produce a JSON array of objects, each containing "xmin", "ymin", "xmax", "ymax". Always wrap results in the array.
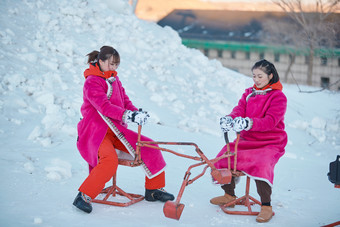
[{"xmin": 0, "ymin": 0, "xmax": 339, "ymax": 226}]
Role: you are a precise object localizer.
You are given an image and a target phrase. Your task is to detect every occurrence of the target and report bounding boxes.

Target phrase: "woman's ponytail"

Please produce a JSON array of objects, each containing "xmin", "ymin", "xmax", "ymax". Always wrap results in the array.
[{"xmin": 87, "ymin": 50, "xmax": 99, "ymax": 64}]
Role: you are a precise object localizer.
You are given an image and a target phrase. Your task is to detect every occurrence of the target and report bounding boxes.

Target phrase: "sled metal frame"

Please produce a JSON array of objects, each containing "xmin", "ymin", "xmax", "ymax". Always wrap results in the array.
[
  {"xmin": 136, "ymin": 125, "xmax": 234, "ymax": 220},
  {"xmin": 219, "ymin": 132, "xmax": 263, "ymax": 216},
  {"xmin": 220, "ymin": 173, "xmax": 262, "ymax": 215},
  {"xmin": 91, "ymin": 164, "xmax": 145, "ymax": 207},
  {"xmin": 92, "ymin": 126, "xmax": 145, "ymax": 207},
  {"xmin": 92, "ymin": 124, "xmax": 231, "ymax": 208},
  {"xmin": 92, "ymin": 125, "xmax": 264, "ymax": 219}
]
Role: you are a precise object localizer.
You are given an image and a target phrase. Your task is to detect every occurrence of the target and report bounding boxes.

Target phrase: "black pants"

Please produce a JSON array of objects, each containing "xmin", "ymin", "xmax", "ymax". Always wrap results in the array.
[{"xmin": 221, "ymin": 177, "xmax": 272, "ymax": 205}]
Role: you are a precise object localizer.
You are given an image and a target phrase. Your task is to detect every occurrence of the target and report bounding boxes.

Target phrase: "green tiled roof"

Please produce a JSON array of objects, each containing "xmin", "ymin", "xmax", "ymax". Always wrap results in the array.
[{"xmin": 182, "ymin": 39, "xmax": 340, "ymax": 57}]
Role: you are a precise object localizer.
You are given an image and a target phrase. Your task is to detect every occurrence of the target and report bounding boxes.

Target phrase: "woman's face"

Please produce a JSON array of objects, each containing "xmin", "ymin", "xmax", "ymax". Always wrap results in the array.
[
  {"xmin": 252, "ymin": 68, "xmax": 273, "ymax": 89},
  {"xmin": 99, "ymin": 56, "xmax": 119, "ymax": 72}
]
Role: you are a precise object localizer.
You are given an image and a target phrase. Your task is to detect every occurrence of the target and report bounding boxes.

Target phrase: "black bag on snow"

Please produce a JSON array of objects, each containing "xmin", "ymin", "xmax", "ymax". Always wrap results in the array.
[{"xmin": 327, "ymin": 155, "xmax": 340, "ymax": 185}]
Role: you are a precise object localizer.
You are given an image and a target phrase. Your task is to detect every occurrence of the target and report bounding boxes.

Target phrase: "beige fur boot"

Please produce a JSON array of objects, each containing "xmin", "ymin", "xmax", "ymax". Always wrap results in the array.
[
  {"xmin": 256, "ymin": 205, "xmax": 273, "ymax": 223},
  {"xmin": 210, "ymin": 194, "xmax": 236, "ymax": 207}
]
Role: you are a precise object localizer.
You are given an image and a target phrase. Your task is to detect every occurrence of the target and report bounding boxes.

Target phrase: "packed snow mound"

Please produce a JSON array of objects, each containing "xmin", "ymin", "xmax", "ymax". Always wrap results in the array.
[
  {"xmin": 0, "ymin": 0, "xmax": 250, "ymax": 147},
  {"xmin": 0, "ymin": 0, "xmax": 340, "ymax": 226},
  {"xmin": 1, "ymin": 0, "xmax": 338, "ymax": 148}
]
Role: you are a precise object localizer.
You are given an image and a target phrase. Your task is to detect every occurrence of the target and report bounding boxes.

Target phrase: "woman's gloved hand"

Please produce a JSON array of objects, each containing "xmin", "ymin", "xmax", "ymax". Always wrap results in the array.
[
  {"xmin": 220, "ymin": 116, "xmax": 234, "ymax": 133},
  {"xmin": 233, "ymin": 117, "xmax": 252, "ymax": 132},
  {"xmin": 126, "ymin": 109, "xmax": 150, "ymax": 125}
]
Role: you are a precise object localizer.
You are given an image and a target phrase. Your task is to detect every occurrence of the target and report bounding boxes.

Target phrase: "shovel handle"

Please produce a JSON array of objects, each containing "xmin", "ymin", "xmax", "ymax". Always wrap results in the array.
[
  {"xmin": 223, "ymin": 131, "xmax": 240, "ymax": 172},
  {"xmin": 223, "ymin": 132, "xmax": 231, "ymax": 171},
  {"xmin": 224, "ymin": 132, "xmax": 229, "ymax": 144},
  {"xmin": 234, "ymin": 132, "xmax": 240, "ymax": 172}
]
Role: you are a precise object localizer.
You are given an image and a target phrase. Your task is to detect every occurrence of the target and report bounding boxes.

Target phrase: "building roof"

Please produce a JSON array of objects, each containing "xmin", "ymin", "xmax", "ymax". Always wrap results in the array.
[
  {"xmin": 157, "ymin": 9, "xmax": 340, "ymax": 49},
  {"xmin": 157, "ymin": 9, "xmax": 289, "ymax": 43},
  {"xmin": 182, "ymin": 39, "xmax": 340, "ymax": 57}
]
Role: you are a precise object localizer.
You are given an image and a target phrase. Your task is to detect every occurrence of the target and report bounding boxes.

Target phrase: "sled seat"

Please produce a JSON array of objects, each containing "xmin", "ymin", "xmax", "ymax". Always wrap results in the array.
[{"xmin": 92, "ymin": 143, "xmax": 145, "ymax": 207}]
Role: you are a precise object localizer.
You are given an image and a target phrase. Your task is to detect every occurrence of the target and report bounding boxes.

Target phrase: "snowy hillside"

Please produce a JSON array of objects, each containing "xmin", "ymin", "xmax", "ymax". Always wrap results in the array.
[{"xmin": 0, "ymin": 0, "xmax": 339, "ymax": 226}]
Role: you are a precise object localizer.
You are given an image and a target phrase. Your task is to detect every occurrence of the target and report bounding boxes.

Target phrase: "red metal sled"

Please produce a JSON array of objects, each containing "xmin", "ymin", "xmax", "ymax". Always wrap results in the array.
[
  {"xmin": 93, "ymin": 125, "xmax": 233, "ymax": 220},
  {"xmin": 136, "ymin": 126, "xmax": 233, "ymax": 220},
  {"xmin": 93, "ymin": 125, "xmax": 266, "ymax": 220}
]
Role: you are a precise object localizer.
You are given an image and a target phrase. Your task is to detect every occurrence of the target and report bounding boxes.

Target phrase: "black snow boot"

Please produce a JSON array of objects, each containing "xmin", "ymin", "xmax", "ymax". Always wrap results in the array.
[
  {"xmin": 73, "ymin": 191, "xmax": 92, "ymax": 213},
  {"xmin": 145, "ymin": 188, "xmax": 175, "ymax": 202}
]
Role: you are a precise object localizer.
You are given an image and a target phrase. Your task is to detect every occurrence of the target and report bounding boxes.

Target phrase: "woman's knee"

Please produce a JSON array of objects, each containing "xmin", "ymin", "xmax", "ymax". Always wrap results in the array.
[{"xmin": 98, "ymin": 149, "xmax": 118, "ymax": 177}]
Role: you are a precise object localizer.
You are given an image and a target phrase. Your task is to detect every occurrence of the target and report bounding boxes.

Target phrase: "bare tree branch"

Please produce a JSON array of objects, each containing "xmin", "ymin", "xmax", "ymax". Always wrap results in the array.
[
  {"xmin": 290, "ymin": 72, "xmax": 340, "ymax": 93},
  {"xmin": 269, "ymin": 0, "xmax": 339, "ymax": 86}
]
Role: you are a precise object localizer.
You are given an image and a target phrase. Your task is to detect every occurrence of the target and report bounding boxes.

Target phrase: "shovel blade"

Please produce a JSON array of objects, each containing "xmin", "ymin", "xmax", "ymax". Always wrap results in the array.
[
  {"xmin": 163, "ymin": 201, "xmax": 185, "ymax": 220},
  {"xmin": 211, "ymin": 168, "xmax": 232, "ymax": 185}
]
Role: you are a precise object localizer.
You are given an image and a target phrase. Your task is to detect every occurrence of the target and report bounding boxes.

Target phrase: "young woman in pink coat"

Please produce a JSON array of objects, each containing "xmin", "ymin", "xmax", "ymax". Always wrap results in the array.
[
  {"xmin": 73, "ymin": 46, "xmax": 174, "ymax": 213},
  {"xmin": 210, "ymin": 59, "xmax": 287, "ymax": 223}
]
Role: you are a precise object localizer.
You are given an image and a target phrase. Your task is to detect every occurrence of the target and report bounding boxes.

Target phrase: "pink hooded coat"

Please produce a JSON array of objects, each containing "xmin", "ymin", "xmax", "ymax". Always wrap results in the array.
[
  {"xmin": 214, "ymin": 87, "xmax": 287, "ymax": 186},
  {"xmin": 77, "ymin": 66, "xmax": 166, "ymax": 179}
]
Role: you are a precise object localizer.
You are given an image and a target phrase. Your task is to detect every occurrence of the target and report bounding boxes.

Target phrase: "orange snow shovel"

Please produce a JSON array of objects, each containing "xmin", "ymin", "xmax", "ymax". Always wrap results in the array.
[
  {"xmin": 162, "ymin": 158, "xmax": 232, "ymax": 220},
  {"xmin": 137, "ymin": 125, "xmax": 233, "ymax": 220}
]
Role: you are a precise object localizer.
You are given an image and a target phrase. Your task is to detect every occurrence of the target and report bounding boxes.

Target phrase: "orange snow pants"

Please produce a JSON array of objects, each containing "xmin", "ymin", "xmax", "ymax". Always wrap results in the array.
[{"xmin": 79, "ymin": 128, "xmax": 165, "ymax": 199}]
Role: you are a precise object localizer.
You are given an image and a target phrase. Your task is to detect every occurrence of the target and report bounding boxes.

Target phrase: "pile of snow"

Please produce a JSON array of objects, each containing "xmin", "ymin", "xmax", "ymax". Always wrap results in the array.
[{"xmin": 0, "ymin": 0, "xmax": 339, "ymax": 226}]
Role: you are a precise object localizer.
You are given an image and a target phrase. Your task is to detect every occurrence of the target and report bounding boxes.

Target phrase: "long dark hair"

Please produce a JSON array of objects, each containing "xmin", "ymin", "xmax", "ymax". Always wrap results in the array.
[
  {"xmin": 251, "ymin": 59, "xmax": 280, "ymax": 84},
  {"xmin": 86, "ymin": 46, "xmax": 120, "ymax": 64}
]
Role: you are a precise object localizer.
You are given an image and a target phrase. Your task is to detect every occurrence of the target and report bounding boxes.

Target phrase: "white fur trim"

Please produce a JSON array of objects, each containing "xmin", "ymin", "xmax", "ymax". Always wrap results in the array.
[
  {"xmin": 241, "ymin": 171, "xmax": 273, "ymax": 188},
  {"xmin": 245, "ymin": 117, "xmax": 253, "ymax": 131}
]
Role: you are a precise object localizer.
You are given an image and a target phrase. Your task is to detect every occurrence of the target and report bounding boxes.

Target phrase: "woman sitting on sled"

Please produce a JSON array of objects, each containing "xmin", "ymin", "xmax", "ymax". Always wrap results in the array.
[
  {"xmin": 211, "ymin": 59, "xmax": 287, "ymax": 223},
  {"xmin": 73, "ymin": 46, "xmax": 174, "ymax": 213}
]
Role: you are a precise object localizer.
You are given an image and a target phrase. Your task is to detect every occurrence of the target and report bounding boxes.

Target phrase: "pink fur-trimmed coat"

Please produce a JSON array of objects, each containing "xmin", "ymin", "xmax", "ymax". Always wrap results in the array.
[
  {"xmin": 76, "ymin": 74, "xmax": 166, "ymax": 178},
  {"xmin": 214, "ymin": 87, "xmax": 287, "ymax": 186}
]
